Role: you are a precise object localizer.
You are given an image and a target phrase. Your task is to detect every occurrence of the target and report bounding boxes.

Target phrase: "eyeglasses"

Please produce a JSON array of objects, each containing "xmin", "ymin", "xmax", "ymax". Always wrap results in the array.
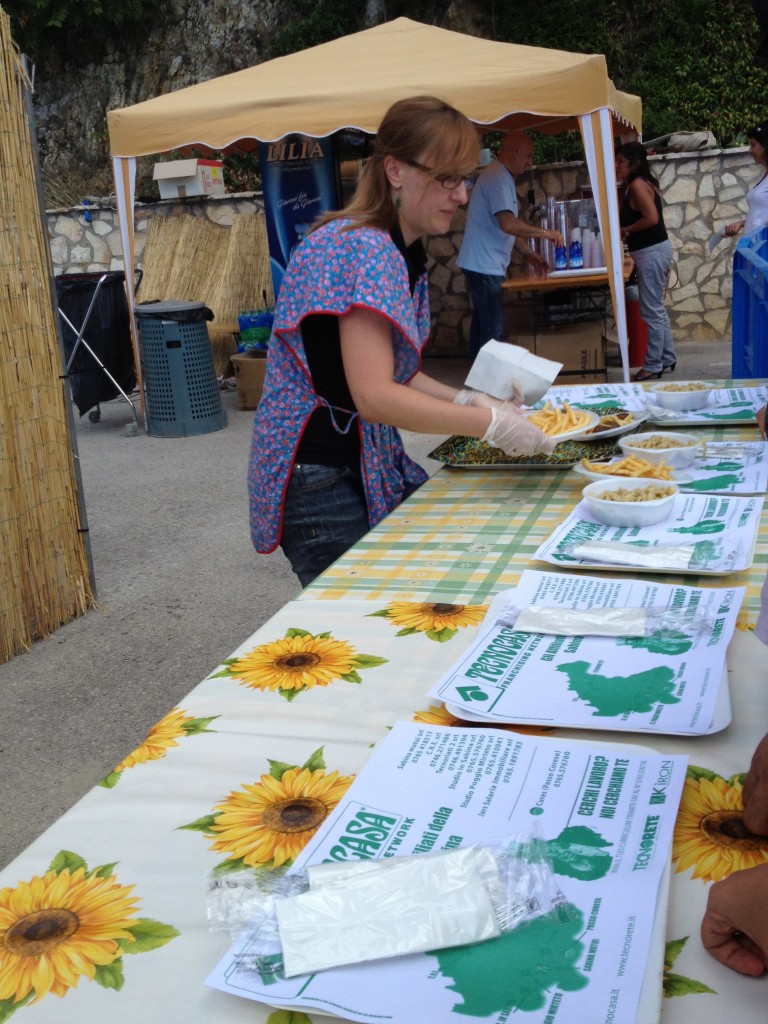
[{"xmin": 405, "ymin": 160, "xmax": 478, "ymax": 191}]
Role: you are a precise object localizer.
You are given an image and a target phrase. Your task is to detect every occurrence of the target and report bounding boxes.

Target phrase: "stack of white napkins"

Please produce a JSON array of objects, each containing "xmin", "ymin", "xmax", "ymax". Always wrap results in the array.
[
  {"xmin": 276, "ymin": 847, "xmax": 501, "ymax": 977},
  {"xmin": 465, "ymin": 340, "xmax": 562, "ymax": 405}
]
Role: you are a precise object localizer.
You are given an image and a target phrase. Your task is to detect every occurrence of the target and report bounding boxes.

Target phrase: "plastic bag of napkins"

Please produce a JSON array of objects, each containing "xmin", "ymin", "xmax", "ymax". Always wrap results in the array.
[
  {"xmin": 465, "ymin": 340, "xmax": 562, "ymax": 405},
  {"xmin": 207, "ymin": 834, "xmax": 568, "ymax": 978}
]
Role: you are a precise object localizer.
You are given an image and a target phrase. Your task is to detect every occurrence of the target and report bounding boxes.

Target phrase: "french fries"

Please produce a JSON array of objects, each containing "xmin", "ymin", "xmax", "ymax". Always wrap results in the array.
[
  {"xmin": 528, "ymin": 401, "xmax": 593, "ymax": 436},
  {"xmin": 598, "ymin": 412, "xmax": 633, "ymax": 428},
  {"xmin": 580, "ymin": 455, "xmax": 675, "ymax": 480}
]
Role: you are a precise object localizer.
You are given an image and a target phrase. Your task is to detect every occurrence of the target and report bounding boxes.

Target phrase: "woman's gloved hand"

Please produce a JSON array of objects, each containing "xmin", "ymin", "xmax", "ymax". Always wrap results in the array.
[
  {"xmin": 454, "ymin": 387, "xmax": 523, "ymax": 412},
  {"xmin": 482, "ymin": 407, "xmax": 556, "ymax": 457}
]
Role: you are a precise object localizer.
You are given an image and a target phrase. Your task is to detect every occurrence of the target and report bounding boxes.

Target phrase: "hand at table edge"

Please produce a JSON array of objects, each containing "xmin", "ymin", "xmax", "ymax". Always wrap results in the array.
[
  {"xmin": 742, "ymin": 731, "xmax": 768, "ymax": 835},
  {"xmin": 757, "ymin": 403, "xmax": 766, "ymax": 440},
  {"xmin": 701, "ymin": 863, "xmax": 768, "ymax": 976}
]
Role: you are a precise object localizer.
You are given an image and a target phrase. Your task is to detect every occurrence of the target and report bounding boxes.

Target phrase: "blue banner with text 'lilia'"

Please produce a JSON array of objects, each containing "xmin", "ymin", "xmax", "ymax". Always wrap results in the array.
[{"xmin": 259, "ymin": 134, "xmax": 337, "ymax": 299}]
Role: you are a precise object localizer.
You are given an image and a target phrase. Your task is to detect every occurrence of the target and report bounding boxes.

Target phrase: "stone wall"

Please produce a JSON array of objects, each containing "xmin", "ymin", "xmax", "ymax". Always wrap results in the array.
[
  {"xmin": 47, "ymin": 147, "xmax": 758, "ymax": 353},
  {"xmin": 47, "ymin": 192, "xmax": 266, "ymax": 274}
]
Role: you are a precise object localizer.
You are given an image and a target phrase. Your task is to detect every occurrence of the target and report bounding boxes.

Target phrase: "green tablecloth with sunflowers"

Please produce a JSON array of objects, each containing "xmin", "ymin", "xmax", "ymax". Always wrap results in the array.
[{"xmin": 1, "ymin": 415, "xmax": 767, "ymax": 1024}]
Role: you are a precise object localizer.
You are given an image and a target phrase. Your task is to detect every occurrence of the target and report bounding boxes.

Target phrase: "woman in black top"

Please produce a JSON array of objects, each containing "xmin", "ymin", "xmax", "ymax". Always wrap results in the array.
[{"xmin": 616, "ymin": 141, "xmax": 676, "ymax": 381}]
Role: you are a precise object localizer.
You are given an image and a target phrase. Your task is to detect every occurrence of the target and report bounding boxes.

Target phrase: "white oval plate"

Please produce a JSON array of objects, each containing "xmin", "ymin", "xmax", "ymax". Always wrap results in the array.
[
  {"xmin": 570, "ymin": 462, "xmax": 693, "ymax": 484},
  {"xmin": 567, "ymin": 408, "xmax": 651, "ymax": 442},
  {"xmin": 523, "ymin": 408, "xmax": 600, "ymax": 440}
]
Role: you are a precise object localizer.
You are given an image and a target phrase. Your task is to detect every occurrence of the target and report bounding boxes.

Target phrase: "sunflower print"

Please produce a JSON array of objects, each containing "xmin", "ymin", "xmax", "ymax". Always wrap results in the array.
[
  {"xmin": 99, "ymin": 708, "xmax": 218, "ymax": 787},
  {"xmin": 211, "ymin": 628, "xmax": 387, "ymax": 701},
  {"xmin": 734, "ymin": 607, "xmax": 752, "ymax": 632},
  {"xmin": 673, "ymin": 766, "xmax": 768, "ymax": 882},
  {"xmin": 180, "ymin": 747, "xmax": 354, "ymax": 872},
  {"xmin": 0, "ymin": 851, "xmax": 177, "ymax": 1014},
  {"xmin": 413, "ymin": 703, "xmax": 462, "ymax": 726},
  {"xmin": 412, "ymin": 702, "xmax": 556, "ymax": 737},
  {"xmin": 368, "ymin": 601, "xmax": 487, "ymax": 642}
]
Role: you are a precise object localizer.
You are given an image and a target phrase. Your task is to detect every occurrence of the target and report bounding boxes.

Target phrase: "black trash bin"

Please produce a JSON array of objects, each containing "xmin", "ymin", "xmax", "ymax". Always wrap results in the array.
[
  {"xmin": 135, "ymin": 300, "xmax": 227, "ymax": 438},
  {"xmin": 55, "ymin": 271, "xmax": 136, "ymax": 417}
]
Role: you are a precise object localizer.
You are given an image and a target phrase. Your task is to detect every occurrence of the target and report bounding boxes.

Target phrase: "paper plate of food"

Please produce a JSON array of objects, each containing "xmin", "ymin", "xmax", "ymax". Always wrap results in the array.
[
  {"xmin": 522, "ymin": 401, "xmax": 599, "ymax": 440},
  {"xmin": 571, "ymin": 454, "xmax": 693, "ymax": 484}
]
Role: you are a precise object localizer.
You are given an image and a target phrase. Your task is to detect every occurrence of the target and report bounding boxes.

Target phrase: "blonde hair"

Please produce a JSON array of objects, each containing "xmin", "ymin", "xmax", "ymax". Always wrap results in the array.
[{"xmin": 312, "ymin": 95, "xmax": 479, "ymax": 234}]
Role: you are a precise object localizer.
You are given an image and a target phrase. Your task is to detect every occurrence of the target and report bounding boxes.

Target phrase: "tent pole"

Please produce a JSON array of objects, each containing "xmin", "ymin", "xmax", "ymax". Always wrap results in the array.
[
  {"xmin": 111, "ymin": 156, "xmax": 145, "ymax": 419},
  {"xmin": 579, "ymin": 110, "xmax": 630, "ymax": 382}
]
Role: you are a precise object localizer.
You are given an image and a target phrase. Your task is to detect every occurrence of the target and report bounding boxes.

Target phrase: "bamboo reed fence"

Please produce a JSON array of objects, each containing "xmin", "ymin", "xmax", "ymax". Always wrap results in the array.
[
  {"xmin": 0, "ymin": 9, "xmax": 94, "ymax": 663},
  {"xmin": 137, "ymin": 210, "xmax": 274, "ymax": 375}
]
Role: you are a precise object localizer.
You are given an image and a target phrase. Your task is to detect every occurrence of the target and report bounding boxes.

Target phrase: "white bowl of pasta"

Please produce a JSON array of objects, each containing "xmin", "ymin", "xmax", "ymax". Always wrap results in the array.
[
  {"xmin": 648, "ymin": 381, "xmax": 714, "ymax": 411},
  {"xmin": 581, "ymin": 478, "xmax": 679, "ymax": 528},
  {"xmin": 618, "ymin": 431, "xmax": 700, "ymax": 468}
]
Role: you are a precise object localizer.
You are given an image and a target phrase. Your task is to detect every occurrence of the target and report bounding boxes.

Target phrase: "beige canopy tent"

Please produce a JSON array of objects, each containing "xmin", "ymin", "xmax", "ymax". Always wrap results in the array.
[{"xmin": 107, "ymin": 17, "xmax": 642, "ymax": 381}]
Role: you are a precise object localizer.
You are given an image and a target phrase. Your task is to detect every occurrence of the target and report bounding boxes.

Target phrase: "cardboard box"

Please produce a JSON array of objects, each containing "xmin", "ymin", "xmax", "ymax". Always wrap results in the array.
[
  {"xmin": 511, "ymin": 322, "xmax": 606, "ymax": 384},
  {"xmin": 153, "ymin": 159, "xmax": 225, "ymax": 199},
  {"xmin": 231, "ymin": 351, "xmax": 267, "ymax": 410},
  {"xmin": 552, "ymin": 371, "xmax": 607, "ymax": 386}
]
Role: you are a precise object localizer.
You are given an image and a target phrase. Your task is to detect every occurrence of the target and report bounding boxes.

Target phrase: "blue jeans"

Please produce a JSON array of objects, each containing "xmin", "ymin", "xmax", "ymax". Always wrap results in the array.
[
  {"xmin": 632, "ymin": 240, "xmax": 675, "ymax": 373},
  {"xmin": 280, "ymin": 463, "xmax": 370, "ymax": 587},
  {"xmin": 463, "ymin": 270, "xmax": 506, "ymax": 361}
]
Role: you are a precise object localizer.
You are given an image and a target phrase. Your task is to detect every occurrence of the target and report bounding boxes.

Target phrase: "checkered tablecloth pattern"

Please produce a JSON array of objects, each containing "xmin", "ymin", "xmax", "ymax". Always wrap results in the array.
[{"xmin": 304, "ymin": 425, "xmax": 768, "ymax": 626}]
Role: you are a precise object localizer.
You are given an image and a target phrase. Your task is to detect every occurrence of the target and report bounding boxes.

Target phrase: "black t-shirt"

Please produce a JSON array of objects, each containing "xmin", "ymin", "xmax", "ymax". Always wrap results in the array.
[
  {"xmin": 620, "ymin": 188, "xmax": 668, "ymax": 252},
  {"xmin": 295, "ymin": 223, "xmax": 427, "ymax": 466}
]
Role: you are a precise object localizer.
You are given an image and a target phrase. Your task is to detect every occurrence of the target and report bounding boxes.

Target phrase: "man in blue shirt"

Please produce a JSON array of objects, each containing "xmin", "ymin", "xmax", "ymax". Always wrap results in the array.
[{"xmin": 457, "ymin": 132, "xmax": 563, "ymax": 361}]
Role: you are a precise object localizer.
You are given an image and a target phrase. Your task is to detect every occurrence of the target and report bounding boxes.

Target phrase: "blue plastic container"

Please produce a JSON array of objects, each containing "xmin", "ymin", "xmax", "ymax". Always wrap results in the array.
[
  {"xmin": 136, "ymin": 300, "xmax": 227, "ymax": 438},
  {"xmin": 237, "ymin": 308, "xmax": 274, "ymax": 351},
  {"xmin": 732, "ymin": 227, "xmax": 768, "ymax": 378}
]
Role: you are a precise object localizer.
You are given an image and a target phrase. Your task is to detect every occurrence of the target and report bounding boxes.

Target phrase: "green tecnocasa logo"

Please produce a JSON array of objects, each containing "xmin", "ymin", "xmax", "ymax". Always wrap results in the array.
[{"xmin": 323, "ymin": 804, "xmax": 404, "ymax": 862}]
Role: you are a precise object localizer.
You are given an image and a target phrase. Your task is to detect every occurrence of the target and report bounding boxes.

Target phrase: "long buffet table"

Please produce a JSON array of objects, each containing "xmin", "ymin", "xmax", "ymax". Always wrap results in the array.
[{"xmin": 1, "ymin": 381, "xmax": 767, "ymax": 1024}]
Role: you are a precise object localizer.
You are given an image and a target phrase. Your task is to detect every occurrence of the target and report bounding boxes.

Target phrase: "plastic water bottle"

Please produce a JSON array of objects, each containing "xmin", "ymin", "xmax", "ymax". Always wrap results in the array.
[
  {"xmin": 554, "ymin": 245, "xmax": 567, "ymax": 270},
  {"xmin": 568, "ymin": 240, "xmax": 583, "ymax": 269}
]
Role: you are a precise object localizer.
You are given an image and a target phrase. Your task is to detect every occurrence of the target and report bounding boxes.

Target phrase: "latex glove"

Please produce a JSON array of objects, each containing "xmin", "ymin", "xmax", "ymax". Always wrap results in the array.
[
  {"xmin": 454, "ymin": 387, "xmax": 523, "ymax": 412},
  {"xmin": 483, "ymin": 407, "xmax": 556, "ymax": 457}
]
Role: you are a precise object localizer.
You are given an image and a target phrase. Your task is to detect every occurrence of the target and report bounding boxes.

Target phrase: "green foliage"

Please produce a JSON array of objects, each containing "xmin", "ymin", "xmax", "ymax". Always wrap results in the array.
[
  {"xmin": 496, "ymin": 0, "xmax": 768, "ymax": 147},
  {"xmin": 270, "ymin": 0, "xmax": 359, "ymax": 57},
  {"xmin": 225, "ymin": 152, "xmax": 262, "ymax": 193},
  {"xmin": 5, "ymin": 0, "xmax": 156, "ymax": 51}
]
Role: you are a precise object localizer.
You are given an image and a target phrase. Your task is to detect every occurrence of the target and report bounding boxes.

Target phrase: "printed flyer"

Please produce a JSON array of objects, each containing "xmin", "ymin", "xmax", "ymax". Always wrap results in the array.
[
  {"xmin": 207, "ymin": 721, "xmax": 687, "ymax": 1024},
  {"xmin": 674, "ymin": 440, "xmax": 768, "ymax": 495},
  {"xmin": 533, "ymin": 383, "xmax": 649, "ymax": 413},
  {"xmin": 430, "ymin": 571, "xmax": 742, "ymax": 734},
  {"xmin": 533, "ymin": 493, "xmax": 763, "ymax": 574},
  {"xmin": 645, "ymin": 385, "xmax": 768, "ymax": 425}
]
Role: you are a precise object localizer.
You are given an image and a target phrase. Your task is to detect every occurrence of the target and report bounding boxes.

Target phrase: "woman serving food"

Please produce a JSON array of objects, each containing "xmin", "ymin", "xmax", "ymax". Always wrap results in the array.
[{"xmin": 247, "ymin": 96, "xmax": 554, "ymax": 586}]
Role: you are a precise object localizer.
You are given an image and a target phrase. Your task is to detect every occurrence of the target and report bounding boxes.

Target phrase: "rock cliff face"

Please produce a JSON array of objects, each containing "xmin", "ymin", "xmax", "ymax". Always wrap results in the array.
[{"xmin": 31, "ymin": 0, "xmax": 285, "ymax": 176}]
